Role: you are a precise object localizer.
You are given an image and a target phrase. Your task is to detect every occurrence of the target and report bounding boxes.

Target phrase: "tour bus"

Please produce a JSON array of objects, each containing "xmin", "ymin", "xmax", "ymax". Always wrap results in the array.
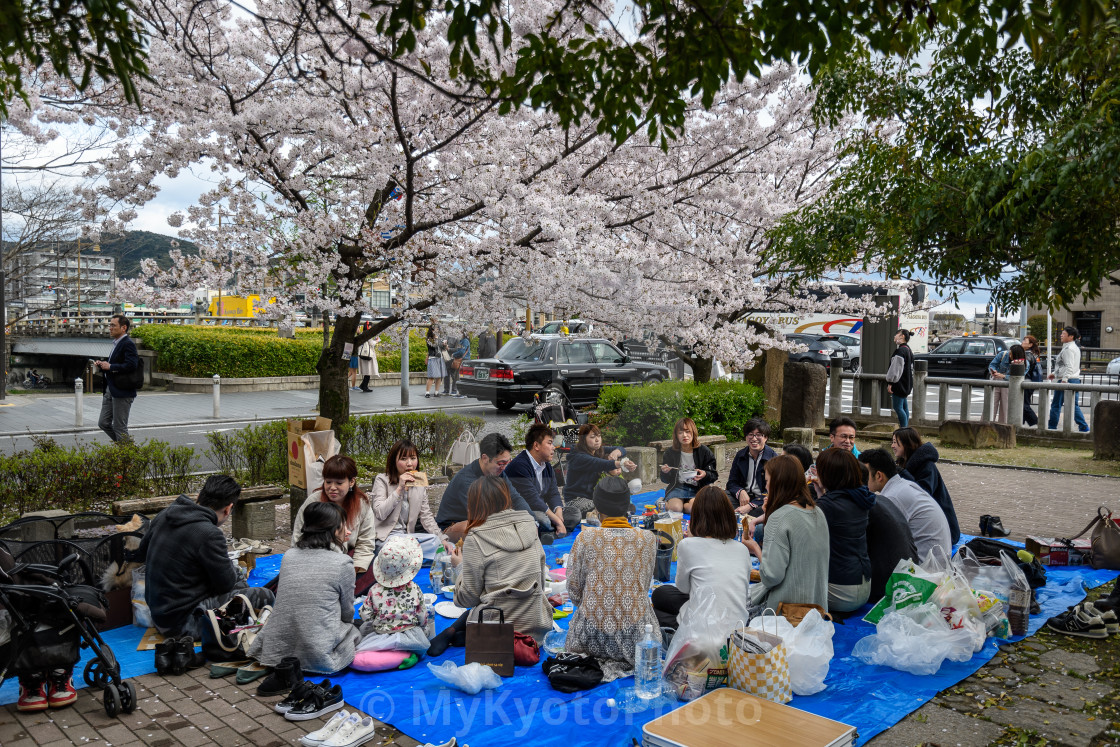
[{"xmin": 744, "ymin": 310, "xmax": 931, "ymax": 355}]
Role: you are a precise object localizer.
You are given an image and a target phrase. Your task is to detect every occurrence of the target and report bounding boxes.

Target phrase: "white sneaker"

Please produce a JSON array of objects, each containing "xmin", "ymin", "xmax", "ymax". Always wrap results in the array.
[
  {"xmin": 323, "ymin": 716, "xmax": 378, "ymax": 747},
  {"xmin": 299, "ymin": 711, "xmax": 352, "ymax": 747},
  {"xmin": 421, "ymin": 739, "xmax": 457, "ymax": 747}
]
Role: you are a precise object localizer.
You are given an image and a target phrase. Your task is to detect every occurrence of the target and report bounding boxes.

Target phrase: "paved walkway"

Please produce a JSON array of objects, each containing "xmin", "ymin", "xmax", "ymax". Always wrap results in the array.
[{"xmin": 0, "ymin": 384, "xmax": 489, "ymax": 437}]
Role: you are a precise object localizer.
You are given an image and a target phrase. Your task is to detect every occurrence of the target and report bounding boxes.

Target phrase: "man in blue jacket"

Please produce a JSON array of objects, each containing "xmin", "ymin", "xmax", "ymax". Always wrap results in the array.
[
  {"xmin": 504, "ymin": 424, "xmax": 571, "ymax": 534},
  {"xmin": 436, "ymin": 433, "xmax": 538, "ymax": 540},
  {"xmin": 94, "ymin": 314, "xmax": 139, "ymax": 442},
  {"xmin": 727, "ymin": 418, "xmax": 777, "ymax": 516}
]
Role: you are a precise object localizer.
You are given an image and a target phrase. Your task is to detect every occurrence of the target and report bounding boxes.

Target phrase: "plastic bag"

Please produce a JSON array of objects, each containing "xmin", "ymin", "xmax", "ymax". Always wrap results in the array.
[
  {"xmin": 356, "ymin": 626, "xmax": 431, "ymax": 653},
  {"xmin": 929, "ymin": 560, "xmax": 986, "ymax": 653},
  {"xmin": 852, "ymin": 610, "xmax": 975, "ymax": 675},
  {"xmin": 864, "ymin": 554, "xmax": 948, "ymax": 624},
  {"xmin": 426, "ymin": 661, "xmax": 503, "ymax": 694},
  {"xmin": 131, "ymin": 567, "xmax": 153, "ymax": 629},
  {"xmin": 663, "ymin": 591, "xmax": 744, "ymax": 700},
  {"xmin": 747, "ymin": 609, "xmax": 834, "ymax": 696}
]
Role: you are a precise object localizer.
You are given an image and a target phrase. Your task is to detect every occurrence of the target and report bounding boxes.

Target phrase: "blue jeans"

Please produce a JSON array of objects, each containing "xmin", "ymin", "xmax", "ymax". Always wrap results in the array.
[
  {"xmin": 891, "ymin": 394, "xmax": 909, "ymax": 427},
  {"xmin": 665, "ymin": 485, "xmax": 698, "ymax": 506},
  {"xmin": 1048, "ymin": 379, "xmax": 1090, "ymax": 431}
]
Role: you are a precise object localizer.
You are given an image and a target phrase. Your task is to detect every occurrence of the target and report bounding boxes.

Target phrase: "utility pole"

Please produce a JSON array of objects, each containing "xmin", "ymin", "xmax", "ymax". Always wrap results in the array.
[
  {"xmin": 217, "ymin": 209, "xmax": 222, "ymax": 319},
  {"xmin": 76, "ymin": 236, "xmax": 81, "ymax": 318},
  {"xmin": 400, "ymin": 272, "xmax": 410, "ymax": 406}
]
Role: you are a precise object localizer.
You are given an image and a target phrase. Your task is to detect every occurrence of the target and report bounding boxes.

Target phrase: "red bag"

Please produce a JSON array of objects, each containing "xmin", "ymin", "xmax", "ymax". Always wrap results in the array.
[{"xmin": 513, "ymin": 632, "xmax": 541, "ymax": 666}]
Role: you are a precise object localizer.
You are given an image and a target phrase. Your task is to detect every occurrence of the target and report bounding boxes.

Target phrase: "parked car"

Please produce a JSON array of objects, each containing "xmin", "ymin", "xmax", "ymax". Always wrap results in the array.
[
  {"xmin": 1107, "ymin": 355, "xmax": 1120, "ymax": 377},
  {"xmin": 620, "ymin": 331, "xmax": 680, "ymax": 364},
  {"xmin": 816, "ymin": 333, "xmax": 861, "ymax": 370},
  {"xmin": 784, "ymin": 333, "xmax": 848, "ymax": 372},
  {"xmin": 538, "ymin": 319, "xmax": 593, "ymax": 335},
  {"xmin": 457, "ymin": 335, "xmax": 670, "ymax": 410},
  {"xmin": 913, "ymin": 336, "xmax": 1021, "ymax": 379}
]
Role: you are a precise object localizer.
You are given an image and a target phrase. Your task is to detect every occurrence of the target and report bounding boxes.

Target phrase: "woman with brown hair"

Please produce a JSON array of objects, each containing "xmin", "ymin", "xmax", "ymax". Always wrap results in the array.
[
  {"xmin": 291, "ymin": 454, "xmax": 378, "ymax": 594},
  {"xmin": 660, "ymin": 417, "xmax": 718, "ymax": 513},
  {"xmin": 651, "ymin": 485, "xmax": 751, "ymax": 629},
  {"xmin": 563, "ymin": 424, "xmax": 635, "ymax": 517},
  {"xmin": 741, "ymin": 455, "xmax": 830, "ymax": 611},
  {"xmin": 427, "ymin": 476, "xmax": 552, "ymax": 656},
  {"xmin": 370, "ymin": 439, "xmax": 446, "ymax": 559},
  {"xmin": 814, "ymin": 448, "xmax": 875, "ymax": 612},
  {"xmin": 891, "ymin": 426, "xmax": 960, "ymax": 544}
]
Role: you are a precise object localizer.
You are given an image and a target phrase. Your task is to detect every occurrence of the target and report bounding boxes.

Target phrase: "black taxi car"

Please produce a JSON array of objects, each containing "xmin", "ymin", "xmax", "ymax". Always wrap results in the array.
[
  {"xmin": 457, "ymin": 336, "xmax": 671, "ymax": 410},
  {"xmin": 913, "ymin": 335, "xmax": 1021, "ymax": 379}
]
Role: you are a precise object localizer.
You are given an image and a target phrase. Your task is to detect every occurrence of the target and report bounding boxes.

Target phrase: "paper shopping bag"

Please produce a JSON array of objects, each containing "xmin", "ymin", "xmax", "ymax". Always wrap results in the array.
[{"xmin": 727, "ymin": 626, "xmax": 791, "ymax": 704}]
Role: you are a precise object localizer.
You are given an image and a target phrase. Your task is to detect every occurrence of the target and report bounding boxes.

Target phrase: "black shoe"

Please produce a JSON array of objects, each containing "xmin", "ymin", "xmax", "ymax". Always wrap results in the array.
[
  {"xmin": 154, "ymin": 639, "xmax": 176, "ymax": 675},
  {"xmin": 539, "ymin": 532, "xmax": 556, "ymax": 546},
  {"xmin": 979, "ymin": 515, "xmax": 991, "ymax": 536},
  {"xmin": 986, "ymin": 516, "xmax": 1010, "ymax": 537},
  {"xmin": 169, "ymin": 635, "xmax": 204, "ymax": 675},
  {"xmin": 1046, "ymin": 607, "xmax": 1107, "ymax": 639},
  {"xmin": 275, "ymin": 679, "xmax": 328, "ymax": 714},
  {"xmin": 257, "ymin": 657, "xmax": 302, "ymax": 697},
  {"xmin": 283, "ymin": 682, "xmax": 345, "ymax": 721}
]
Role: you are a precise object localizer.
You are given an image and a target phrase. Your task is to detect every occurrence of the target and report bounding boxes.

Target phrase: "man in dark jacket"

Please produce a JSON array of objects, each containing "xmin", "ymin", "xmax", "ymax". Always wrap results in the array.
[
  {"xmin": 887, "ymin": 328, "xmax": 914, "ymax": 427},
  {"xmin": 94, "ymin": 314, "xmax": 140, "ymax": 442},
  {"xmin": 132, "ymin": 475, "xmax": 274, "ymax": 636},
  {"xmin": 505, "ymin": 424, "xmax": 572, "ymax": 533},
  {"xmin": 435, "ymin": 433, "xmax": 535, "ymax": 540},
  {"xmin": 726, "ymin": 418, "xmax": 777, "ymax": 516}
]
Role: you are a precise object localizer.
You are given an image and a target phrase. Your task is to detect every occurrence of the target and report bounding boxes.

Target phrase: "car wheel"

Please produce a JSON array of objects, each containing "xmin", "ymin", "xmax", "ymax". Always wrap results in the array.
[
  {"xmin": 850, "ymin": 357, "xmax": 859, "ymax": 371},
  {"xmin": 643, "ymin": 376, "xmax": 662, "ymax": 386},
  {"xmin": 494, "ymin": 399, "xmax": 515, "ymax": 411}
]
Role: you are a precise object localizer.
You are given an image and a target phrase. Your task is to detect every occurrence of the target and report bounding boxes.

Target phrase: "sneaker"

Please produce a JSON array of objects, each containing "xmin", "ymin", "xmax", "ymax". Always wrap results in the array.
[
  {"xmin": 276, "ymin": 679, "xmax": 329, "ymax": 714},
  {"xmin": 17, "ymin": 676, "xmax": 49, "ymax": 712},
  {"xmin": 300, "ymin": 710, "xmax": 352, "ymax": 747},
  {"xmin": 323, "ymin": 715, "xmax": 378, "ymax": 747},
  {"xmin": 285, "ymin": 682, "xmax": 345, "ymax": 721},
  {"xmin": 1082, "ymin": 602, "xmax": 1120, "ymax": 634},
  {"xmin": 1046, "ymin": 607, "xmax": 1108, "ymax": 639},
  {"xmin": 425, "ymin": 393, "xmax": 431, "ymax": 399},
  {"xmin": 47, "ymin": 670, "xmax": 77, "ymax": 709},
  {"xmin": 420, "ymin": 739, "xmax": 457, "ymax": 747}
]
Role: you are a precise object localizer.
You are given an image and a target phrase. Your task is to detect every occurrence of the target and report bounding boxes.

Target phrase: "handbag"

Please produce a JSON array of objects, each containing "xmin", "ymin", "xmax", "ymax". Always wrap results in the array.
[
  {"xmin": 447, "ymin": 431, "xmax": 481, "ymax": 467},
  {"xmin": 199, "ymin": 593, "xmax": 270, "ymax": 662},
  {"xmin": 543, "ymin": 653, "xmax": 604, "ymax": 693},
  {"xmin": 513, "ymin": 631, "xmax": 540, "ymax": 666},
  {"xmin": 441, "ymin": 348, "xmax": 452, "ymax": 362},
  {"xmin": 727, "ymin": 610, "xmax": 792, "ymax": 704},
  {"xmin": 1064, "ymin": 506, "xmax": 1120, "ymax": 571},
  {"xmin": 885, "ymin": 353, "xmax": 904, "ymax": 384},
  {"xmin": 653, "ymin": 529, "xmax": 675, "ymax": 583},
  {"xmin": 776, "ymin": 602, "xmax": 832, "ymax": 627},
  {"xmin": 464, "ymin": 606, "xmax": 515, "ymax": 676}
]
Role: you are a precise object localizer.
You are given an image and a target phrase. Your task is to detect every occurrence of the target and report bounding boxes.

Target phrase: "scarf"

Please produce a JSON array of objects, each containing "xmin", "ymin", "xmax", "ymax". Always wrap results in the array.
[{"xmin": 600, "ymin": 516, "xmax": 632, "ymax": 529}]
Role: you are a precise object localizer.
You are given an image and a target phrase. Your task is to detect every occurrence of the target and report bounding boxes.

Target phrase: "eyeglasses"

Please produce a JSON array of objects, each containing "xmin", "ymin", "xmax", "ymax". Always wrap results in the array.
[{"xmin": 746, "ymin": 433, "xmax": 766, "ymax": 440}]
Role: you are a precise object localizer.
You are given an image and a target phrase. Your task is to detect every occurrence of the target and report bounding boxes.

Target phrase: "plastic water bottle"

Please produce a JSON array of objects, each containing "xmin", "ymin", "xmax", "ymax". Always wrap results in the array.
[{"xmin": 634, "ymin": 624, "xmax": 662, "ymax": 699}]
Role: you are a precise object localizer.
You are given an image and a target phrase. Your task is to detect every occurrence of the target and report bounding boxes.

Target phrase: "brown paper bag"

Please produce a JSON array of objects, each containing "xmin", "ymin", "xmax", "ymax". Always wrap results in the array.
[{"xmin": 465, "ymin": 606, "xmax": 515, "ymax": 677}]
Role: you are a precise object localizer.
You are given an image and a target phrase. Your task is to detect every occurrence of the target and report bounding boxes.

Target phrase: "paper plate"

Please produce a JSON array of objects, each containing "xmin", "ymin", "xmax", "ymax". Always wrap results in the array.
[
  {"xmin": 434, "ymin": 601, "xmax": 469, "ymax": 618},
  {"xmin": 423, "ymin": 593, "xmax": 438, "ymax": 606}
]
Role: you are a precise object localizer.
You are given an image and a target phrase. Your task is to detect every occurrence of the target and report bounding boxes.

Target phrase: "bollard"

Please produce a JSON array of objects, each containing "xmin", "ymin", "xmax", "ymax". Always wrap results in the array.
[
  {"xmin": 1008, "ymin": 362, "xmax": 1025, "ymax": 428},
  {"xmin": 828, "ymin": 365, "xmax": 842, "ymax": 419},
  {"xmin": 960, "ymin": 384, "xmax": 972, "ymax": 421},
  {"xmin": 912, "ymin": 361, "xmax": 928, "ymax": 425},
  {"xmin": 74, "ymin": 378, "xmax": 84, "ymax": 427},
  {"xmin": 213, "ymin": 374, "xmax": 221, "ymax": 418}
]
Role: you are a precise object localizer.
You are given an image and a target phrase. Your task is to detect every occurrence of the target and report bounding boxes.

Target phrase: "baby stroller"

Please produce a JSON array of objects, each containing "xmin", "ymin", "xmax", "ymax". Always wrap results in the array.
[
  {"xmin": 532, "ymin": 390, "xmax": 586, "ymax": 488},
  {"xmin": 0, "ymin": 545, "xmax": 136, "ymax": 716}
]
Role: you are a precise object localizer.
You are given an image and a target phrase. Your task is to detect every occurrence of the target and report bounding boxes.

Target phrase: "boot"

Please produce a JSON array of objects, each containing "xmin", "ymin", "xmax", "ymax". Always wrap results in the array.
[
  {"xmin": 172, "ymin": 635, "xmax": 205, "ymax": 675},
  {"xmin": 257, "ymin": 656, "xmax": 302, "ymax": 697},
  {"xmin": 979, "ymin": 515, "xmax": 991, "ymax": 536},
  {"xmin": 154, "ymin": 639, "xmax": 176, "ymax": 675},
  {"xmin": 358, "ymin": 375, "xmax": 371, "ymax": 392},
  {"xmin": 986, "ymin": 516, "xmax": 1010, "ymax": 537}
]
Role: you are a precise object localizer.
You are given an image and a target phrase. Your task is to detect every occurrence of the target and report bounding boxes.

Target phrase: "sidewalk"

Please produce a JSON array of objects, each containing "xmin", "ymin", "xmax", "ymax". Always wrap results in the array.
[{"xmin": 0, "ymin": 385, "xmax": 489, "ymax": 437}]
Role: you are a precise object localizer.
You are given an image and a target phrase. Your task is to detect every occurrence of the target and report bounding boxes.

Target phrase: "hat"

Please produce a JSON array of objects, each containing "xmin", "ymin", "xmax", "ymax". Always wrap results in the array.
[
  {"xmin": 373, "ymin": 536, "xmax": 423, "ymax": 588},
  {"xmin": 593, "ymin": 475, "xmax": 632, "ymax": 517}
]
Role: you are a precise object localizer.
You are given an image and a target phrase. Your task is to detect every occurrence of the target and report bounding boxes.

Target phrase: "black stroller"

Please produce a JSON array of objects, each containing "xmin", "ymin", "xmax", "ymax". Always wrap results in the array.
[{"xmin": 0, "ymin": 546, "xmax": 136, "ymax": 716}]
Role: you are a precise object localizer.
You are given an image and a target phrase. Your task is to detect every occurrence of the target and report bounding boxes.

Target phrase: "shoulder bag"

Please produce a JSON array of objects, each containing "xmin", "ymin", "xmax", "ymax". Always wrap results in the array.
[
  {"xmin": 1063, "ymin": 506, "xmax": 1120, "ymax": 571},
  {"xmin": 447, "ymin": 431, "xmax": 480, "ymax": 466},
  {"xmin": 885, "ymin": 354, "xmax": 904, "ymax": 384},
  {"xmin": 199, "ymin": 593, "xmax": 271, "ymax": 662}
]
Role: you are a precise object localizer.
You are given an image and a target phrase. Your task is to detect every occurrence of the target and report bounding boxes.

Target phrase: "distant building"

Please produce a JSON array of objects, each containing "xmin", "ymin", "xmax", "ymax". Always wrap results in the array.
[
  {"xmin": 5, "ymin": 248, "xmax": 117, "ymax": 313},
  {"xmin": 1027, "ymin": 274, "xmax": 1120, "ymax": 349}
]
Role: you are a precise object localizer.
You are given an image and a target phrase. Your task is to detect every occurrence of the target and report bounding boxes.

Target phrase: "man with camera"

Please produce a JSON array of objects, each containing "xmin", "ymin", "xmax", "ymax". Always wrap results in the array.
[{"xmin": 93, "ymin": 314, "xmax": 140, "ymax": 443}]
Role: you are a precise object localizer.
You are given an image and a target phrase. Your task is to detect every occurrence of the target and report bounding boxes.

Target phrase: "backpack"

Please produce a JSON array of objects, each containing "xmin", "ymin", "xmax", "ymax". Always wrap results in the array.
[{"xmin": 1026, "ymin": 352, "xmax": 1042, "ymax": 382}]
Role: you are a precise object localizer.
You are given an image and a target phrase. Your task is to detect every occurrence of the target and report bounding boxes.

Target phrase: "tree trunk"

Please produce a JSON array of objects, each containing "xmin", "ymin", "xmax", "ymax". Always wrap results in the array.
[
  {"xmin": 690, "ymin": 357, "xmax": 714, "ymax": 383},
  {"xmin": 317, "ymin": 313, "xmax": 361, "ymax": 427}
]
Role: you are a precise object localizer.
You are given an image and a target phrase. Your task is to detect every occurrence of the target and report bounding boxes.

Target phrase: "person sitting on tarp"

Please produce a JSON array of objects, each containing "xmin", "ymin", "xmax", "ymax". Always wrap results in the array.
[
  {"xmin": 435, "ymin": 433, "xmax": 540, "ymax": 543},
  {"xmin": 563, "ymin": 424, "xmax": 634, "ymax": 521},
  {"xmin": 292, "ymin": 455, "xmax": 378, "ymax": 595},
  {"xmin": 132, "ymin": 475, "xmax": 274, "ymax": 638},
  {"xmin": 565, "ymin": 475, "xmax": 661, "ymax": 682},
  {"xmin": 505, "ymin": 424, "xmax": 573, "ymax": 535}
]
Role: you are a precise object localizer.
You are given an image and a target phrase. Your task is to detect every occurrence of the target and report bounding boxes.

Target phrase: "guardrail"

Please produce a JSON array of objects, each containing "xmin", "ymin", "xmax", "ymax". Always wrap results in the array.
[
  {"xmin": 8, "ymin": 314, "xmax": 271, "ymax": 336},
  {"xmin": 827, "ymin": 361, "xmax": 1120, "ymax": 436}
]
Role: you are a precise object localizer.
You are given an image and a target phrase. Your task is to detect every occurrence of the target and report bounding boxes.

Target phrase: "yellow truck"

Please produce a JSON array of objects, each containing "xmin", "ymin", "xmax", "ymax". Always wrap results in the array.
[{"xmin": 207, "ymin": 294, "xmax": 275, "ymax": 317}]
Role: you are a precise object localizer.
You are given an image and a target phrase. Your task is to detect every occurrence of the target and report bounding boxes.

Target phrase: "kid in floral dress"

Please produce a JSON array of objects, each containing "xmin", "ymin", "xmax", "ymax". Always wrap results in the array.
[{"xmin": 355, "ymin": 536, "xmax": 430, "ymax": 669}]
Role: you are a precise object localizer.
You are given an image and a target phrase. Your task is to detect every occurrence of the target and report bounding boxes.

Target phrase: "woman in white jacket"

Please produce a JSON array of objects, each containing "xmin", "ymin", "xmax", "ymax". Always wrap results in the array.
[{"xmin": 370, "ymin": 439, "xmax": 445, "ymax": 559}]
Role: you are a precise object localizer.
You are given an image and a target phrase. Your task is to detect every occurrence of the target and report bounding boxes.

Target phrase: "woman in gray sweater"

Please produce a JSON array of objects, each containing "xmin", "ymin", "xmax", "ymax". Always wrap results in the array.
[
  {"xmin": 742, "ymin": 455, "xmax": 830, "ymax": 611},
  {"xmin": 249, "ymin": 502, "xmax": 360, "ymax": 674}
]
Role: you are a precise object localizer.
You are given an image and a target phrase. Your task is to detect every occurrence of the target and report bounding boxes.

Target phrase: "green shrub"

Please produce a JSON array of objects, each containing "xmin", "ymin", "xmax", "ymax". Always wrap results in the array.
[
  {"xmin": 204, "ymin": 421, "xmax": 290, "ymax": 486},
  {"xmin": 0, "ymin": 438, "xmax": 195, "ymax": 524},
  {"xmin": 597, "ymin": 380, "xmax": 766, "ymax": 446}
]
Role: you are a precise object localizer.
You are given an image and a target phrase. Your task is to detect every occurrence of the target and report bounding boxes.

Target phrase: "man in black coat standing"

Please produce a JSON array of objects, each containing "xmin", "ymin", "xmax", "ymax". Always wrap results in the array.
[
  {"xmin": 94, "ymin": 314, "xmax": 140, "ymax": 442},
  {"xmin": 887, "ymin": 328, "xmax": 914, "ymax": 427}
]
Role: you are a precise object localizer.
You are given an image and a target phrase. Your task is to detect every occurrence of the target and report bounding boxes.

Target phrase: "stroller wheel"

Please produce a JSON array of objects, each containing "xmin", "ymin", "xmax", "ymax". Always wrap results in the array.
[
  {"xmin": 84, "ymin": 657, "xmax": 110, "ymax": 688},
  {"xmin": 119, "ymin": 682, "xmax": 137, "ymax": 714},
  {"xmin": 103, "ymin": 684, "xmax": 121, "ymax": 718}
]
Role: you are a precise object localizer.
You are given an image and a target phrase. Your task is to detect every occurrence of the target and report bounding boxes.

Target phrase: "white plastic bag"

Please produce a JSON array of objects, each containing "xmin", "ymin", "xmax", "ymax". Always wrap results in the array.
[
  {"xmin": 747, "ymin": 610, "xmax": 834, "ymax": 696},
  {"xmin": 852, "ymin": 610, "xmax": 975, "ymax": 675},
  {"xmin": 663, "ymin": 591, "xmax": 744, "ymax": 700},
  {"xmin": 356, "ymin": 626, "xmax": 431, "ymax": 653},
  {"xmin": 426, "ymin": 661, "xmax": 503, "ymax": 694},
  {"xmin": 131, "ymin": 567, "xmax": 153, "ymax": 629},
  {"xmin": 930, "ymin": 561, "xmax": 987, "ymax": 653}
]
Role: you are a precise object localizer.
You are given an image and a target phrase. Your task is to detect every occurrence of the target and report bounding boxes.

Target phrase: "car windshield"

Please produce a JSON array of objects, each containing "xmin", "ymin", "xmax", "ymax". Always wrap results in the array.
[
  {"xmin": 496, "ymin": 338, "xmax": 545, "ymax": 361},
  {"xmin": 539, "ymin": 322, "xmax": 563, "ymax": 334}
]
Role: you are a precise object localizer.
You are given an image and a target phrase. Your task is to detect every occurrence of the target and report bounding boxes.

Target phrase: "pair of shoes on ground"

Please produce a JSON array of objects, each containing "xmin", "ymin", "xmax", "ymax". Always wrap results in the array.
[
  {"xmin": 1046, "ymin": 601, "xmax": 1120, "ymax": 639},
  {"xmin": 155, "ymin": 635, "xmax": 206, "ymax": 676},
  {"xmin": 978, "ymin": 515, "xmax": 1010, "ymax": 537},
  {"xmin": 300, "ymin": 709, "xmax": 378, "ymax": 747},
  {"xmin": 229, "ymin": 537, "xmax": 273, "ymax": 554},
  {"xmin": 17, "ymin": 669, "xmax": 76, "ymax": 712},
  {"xmin": 277, "ymin": 678, "xmax": 345, "ymax": 721},
  {"xmin": 207, "ymin": 659, "xmax": 272, "ymax": 684}
]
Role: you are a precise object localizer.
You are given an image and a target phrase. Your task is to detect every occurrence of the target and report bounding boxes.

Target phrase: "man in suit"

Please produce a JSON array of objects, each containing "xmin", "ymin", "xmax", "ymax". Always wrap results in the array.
[{"xmin": 94, "ymin": 314, "xmax": 139, "ymax": 442}]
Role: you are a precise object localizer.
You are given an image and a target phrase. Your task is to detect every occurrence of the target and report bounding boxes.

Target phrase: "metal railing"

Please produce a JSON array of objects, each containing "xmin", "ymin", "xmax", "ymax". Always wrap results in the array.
[
  {"xmin": 827, "ymin": 361, "xmax": 1120, "ymax": 436},
  {"xmin": 8, "ymin": 313, "xmax": 270, "ymax": 337}
]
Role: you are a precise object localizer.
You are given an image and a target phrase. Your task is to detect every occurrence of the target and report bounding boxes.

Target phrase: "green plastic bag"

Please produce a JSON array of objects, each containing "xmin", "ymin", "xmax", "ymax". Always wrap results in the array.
[{"xmin": 863, "ymin": 560, "xmax": 943, "ymax": 625}]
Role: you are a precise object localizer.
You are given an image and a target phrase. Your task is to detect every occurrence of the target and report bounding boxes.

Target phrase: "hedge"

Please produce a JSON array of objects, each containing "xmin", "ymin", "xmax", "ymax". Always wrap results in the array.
[
  {"xmin": 133, "ymin": 324, "xmax": 432, "ymax": 377},
  {"xmin": 597, "ymin": 380, "xmax": 766, "ymax": 445},
  {"xmin": 0, "ymin": 438, "xmax": 195, "ymax": 524}
]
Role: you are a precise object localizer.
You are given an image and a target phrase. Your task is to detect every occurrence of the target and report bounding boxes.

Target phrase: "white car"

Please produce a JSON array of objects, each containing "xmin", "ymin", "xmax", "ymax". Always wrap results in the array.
[{"xmin": 1108, "ymin": 355, "xmax": 1120, "ymax": 376}]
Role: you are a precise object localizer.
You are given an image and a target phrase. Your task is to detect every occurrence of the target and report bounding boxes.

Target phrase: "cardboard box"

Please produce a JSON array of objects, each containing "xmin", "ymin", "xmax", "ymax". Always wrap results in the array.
[
  {"xmin": 286, "ymin": 417, "xmax": 332, "ymax": 489},
  {"xmin": 1025, "ymin": 536, "xmax": 1091, "ymax": 566}
]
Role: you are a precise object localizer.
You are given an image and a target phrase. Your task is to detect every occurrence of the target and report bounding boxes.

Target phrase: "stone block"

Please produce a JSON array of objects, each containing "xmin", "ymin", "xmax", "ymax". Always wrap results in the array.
[
  {"xmin": 742, "ymin": 348, "xmax": 788, "ymax": 424},
  {"xmin": 17, "ymin": 510, "xmax": 74, "ymax": 541},
  {"xmin": 623, "ymin": 446, "xmax": 658, "ymax": 485},
  {"xmin": 232, "ymin": 501, "xmax": 275, "ymax": 540},
  {"xmin": 713, "ymin": 441, "xmax": 747, "ymax": 477},
  {"xmin": 1093, "ymin": 400, "xmax": 1120, "ymax": 460},
  {"xmin": 939, "ymin": 419, "xmax": 1016, "ymax": 448},
  {"xmin": 289, "ymin": 486, "xmax": 308, "ymax": 522},
  {"xmin": 780, "ymin": 361, "xmax": 826, "ymax": 430},
  {"xmin": 782, "ymin": 427, "xmax": 815, "ymax": 448}
]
